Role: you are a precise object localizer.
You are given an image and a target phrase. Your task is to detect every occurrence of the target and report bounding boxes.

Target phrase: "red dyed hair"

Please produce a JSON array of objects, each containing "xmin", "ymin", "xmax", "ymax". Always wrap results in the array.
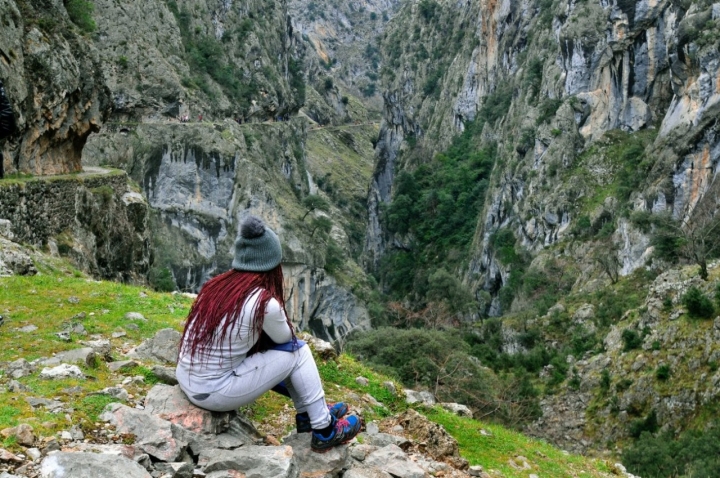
[{"xmin": 178, "ymin": 265, "xmax": 294, "ymax": 364}]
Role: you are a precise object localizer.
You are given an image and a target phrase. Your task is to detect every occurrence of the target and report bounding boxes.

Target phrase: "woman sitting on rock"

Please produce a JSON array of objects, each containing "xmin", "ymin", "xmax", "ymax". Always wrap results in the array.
[{"xmin": 176, "ymin": 215, "xmax": 361, "ymax": 452}]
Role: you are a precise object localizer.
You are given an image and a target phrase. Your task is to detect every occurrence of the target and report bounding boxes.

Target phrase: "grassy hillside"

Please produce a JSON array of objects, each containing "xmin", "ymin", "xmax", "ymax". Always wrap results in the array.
[{"xmin": 0, "ymin": 258, "xmax": 617, "ymax": 476}]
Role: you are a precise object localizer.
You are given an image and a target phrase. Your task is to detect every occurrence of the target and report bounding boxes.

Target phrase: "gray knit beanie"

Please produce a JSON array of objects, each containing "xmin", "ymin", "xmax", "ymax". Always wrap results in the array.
[{"xmin": 232, "ymin": 215, "xmax": 283, "ymax": 271}]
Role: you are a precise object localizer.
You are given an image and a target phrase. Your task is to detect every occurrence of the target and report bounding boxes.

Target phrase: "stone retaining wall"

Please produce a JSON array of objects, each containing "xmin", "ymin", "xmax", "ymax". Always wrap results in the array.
[
  {"xmin": 0, "ymin": 171, "xmax": 151, "ymax": 282},
  {"xmin": 0, "ymin": 172, "xmax": 127, "ymax": 245}
]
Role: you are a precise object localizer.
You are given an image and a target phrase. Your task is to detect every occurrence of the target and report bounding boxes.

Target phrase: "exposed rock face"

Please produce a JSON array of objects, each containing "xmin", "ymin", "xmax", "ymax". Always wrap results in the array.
[
  {"xmin": 1, "ymin": 0, "xmax": 376, "ymax": 342},
  {"xmin": 524, "ymin": 263, "xmax": 720, "ymax": 454},
  {"xmin": 67, "ymin": 383, "xmax": 470, "ymax": 478},
  {"xmin": 84, "ymin": 120, "xmax": 372, "ymax": 338},
  {"xmin": 1, "ymin": 0, "xmax": 112, "ymax": 176},
  {"xmin": 285, "ymin": 263, "xmax": 371, "ymax": 343},
  {"xmin": 91, "ymin": 0, "xmax": 300, "ymax": 122},
  {"xmin": 365, "ymin": 0, "xmax": 720, "ymax": 313},
  {"xmin": 287, "ymin": 0, "xmax": 402, "ymax": 122}
]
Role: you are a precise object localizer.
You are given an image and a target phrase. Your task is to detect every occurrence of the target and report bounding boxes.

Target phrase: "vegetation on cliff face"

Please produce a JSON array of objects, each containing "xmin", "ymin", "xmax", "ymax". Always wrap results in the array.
[
  {"xmin": 380, "ymin": 121, "xmax": 495, "ymax": 310},
  {"xmin": 345, "ymin": 0, "xmax": 720, "ymax": 470}
]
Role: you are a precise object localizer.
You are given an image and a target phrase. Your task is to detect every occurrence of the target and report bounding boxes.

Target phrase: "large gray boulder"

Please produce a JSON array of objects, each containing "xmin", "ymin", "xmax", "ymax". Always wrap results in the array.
[
  {"xmin": 363, "ymin": 445, "xmax": 427, "ymax": 478},
  {"xmin": 99, "ymin": 403, "xmax": 189, "ymax": 462},
  {"xmin": 39, "ymin": 452, "xmax": 151, "ymax": 478},
  {"xmin": 128, "ymin": 328, "xmax": 181, "ymax": 364},
  {"xmin": 282, "ymin": 432, "xmax": 351, "ymax": 476},
  {"xmin": 143, "ymin": 384, "xmax": 260, "ymax": 445},
  {"xmin": 198, "ymin": 446, "xmax": 299, "ymax": 478}
]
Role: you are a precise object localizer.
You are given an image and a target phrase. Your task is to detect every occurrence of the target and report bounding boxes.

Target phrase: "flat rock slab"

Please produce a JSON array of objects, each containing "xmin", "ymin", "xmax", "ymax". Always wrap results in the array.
[
  {"xmin": 151, "ymin": 365, "xmax": 178, "ymax": 385},
  {"xmin": 364, "ymin": 445, "xmax": 427, "ymax": 478},
  {"xmin": 344, "ymin": 467, "xmax": 394, "ymax": 478},
  {"xmin": 199, "ymin": 446, "xmax": 298, "ymax": 478},
  {"xmin": 39, "ymin": 452, "xmax": 151, "ymax": 478},
  {"xmin": 40, "ymin": 364, "xmax": 84, "ymax": 379},
  {"xmin": 100, "ymin": 403, "xmax": 188, "ymax": 462},
  {"xmin": 128, "ymin": 328, "xmax": 180, "ymax": 364},
  {"xmin": 282, "ymin": 432, "xmax": 350, "ymax": 476},
  {"xmin": 40, "ymin": 348, "xmax": 98, "ymax": 367},
  {"xmin": 144, "ymin": 384, "xmax": 260, "ymax": 444},
  {"xmin": 144, "ymin": 384, "xmax": 232, "ymax": 435}
]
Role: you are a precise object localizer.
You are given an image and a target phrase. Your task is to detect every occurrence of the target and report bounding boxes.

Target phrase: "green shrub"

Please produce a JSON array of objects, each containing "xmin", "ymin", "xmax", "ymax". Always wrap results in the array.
[
  {"xmin": 65, "ymin": 0, "xmax": 96, "ymax": 33},
  {"xmin": 600, "ymin": 369, "xmax": 611, "ymax": 391},
  {"xmin": 149, "ymin": 267, "xmax": 176, "ymax": 292},
  {"xmin": 347, "ymin": 327, "xmax": 507, "ymax": 419},
  {"xmin": 656, "ymin": 364, "xmax": 671, "ymax": 381},
  {"xmin": 536, "ymin": 98, "xmax": 562, "ymax": 125},
  {"xmin": 616, "ymin": 378, "xmax": 633, "ymax": 392},
  {"xmin": 288, "ymin": 56, "xmax": 306, "ymax": 104},
  {"xmin": 418, "ymin": 0, "xmax": 440, "ymax": 21},
  {"xmin": 623, "ymin": 423, "xmax": 720, "ymax": 478},
  {"xmin": 662, "ymin": 296, "xmax": 673, "ymax": 311},
  {"xmin": 324, "ymin": 238, "xmax": 344, "ymax": 273},
  {"xmin": 629, "ymin": 410, "xmax": 659, "ymax": 438},
  {"xmin": 682, "ymin": 286, "xmax": 715, "ymax": 319},
  {"xmin": 381, "ymin": 128, "xmax": 496, "ymax": 303},
  {"xmin": 423, "ymin": 69, "xmax": 443, "ymax": 98},
  {"xmin": 622, "ymin": 329, "xmax": 643, "ymax": 351},
  {"xmin": 478, "ymin": 86, "xmax": 512, "ymax": 125}
]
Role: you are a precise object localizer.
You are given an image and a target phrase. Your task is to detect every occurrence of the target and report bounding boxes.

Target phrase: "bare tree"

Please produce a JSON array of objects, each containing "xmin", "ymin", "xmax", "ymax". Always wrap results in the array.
[
  {"xmin": 386, "ymin": 300, "xmax": 459, "ymax": 329},
  {"xmin": 652, "ymin": 196, "xmax": 720, "ymax": 280},
  {"xmin": 593, "ymin": 240, "xmax": 621, "ymax": 284},
  {"xmin": 301, "ymin": 195, "xmax": 330, "ymax": 221}
]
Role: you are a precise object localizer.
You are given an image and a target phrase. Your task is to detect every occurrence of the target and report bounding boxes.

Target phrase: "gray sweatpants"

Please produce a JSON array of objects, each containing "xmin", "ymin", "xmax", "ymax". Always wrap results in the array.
[{"xmin": 187, "ymin": 344, "xmax": 332, "ymax": 430}]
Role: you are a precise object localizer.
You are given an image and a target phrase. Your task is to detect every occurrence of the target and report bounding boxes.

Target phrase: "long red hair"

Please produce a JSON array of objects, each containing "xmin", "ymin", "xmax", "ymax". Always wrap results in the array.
[{"xmin": 178, "ymin": 265, "xmax": 294, "ymax": 364}]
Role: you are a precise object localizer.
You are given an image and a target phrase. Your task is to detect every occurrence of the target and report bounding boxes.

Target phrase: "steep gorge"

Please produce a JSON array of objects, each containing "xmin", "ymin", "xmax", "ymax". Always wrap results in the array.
[
  {"xmin": 365, "ymin": 0, "xmax": 720, "ymax": 459},
  {"xmin": 2, "ymin": 0, "xmax": 720, "ymax": 462}
]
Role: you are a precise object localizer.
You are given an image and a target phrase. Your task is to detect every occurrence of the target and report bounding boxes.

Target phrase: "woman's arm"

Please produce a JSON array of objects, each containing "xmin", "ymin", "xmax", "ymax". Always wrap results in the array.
[{"xmin": 262, "ymin": 298, "xmax": 293, "ymax": 344}]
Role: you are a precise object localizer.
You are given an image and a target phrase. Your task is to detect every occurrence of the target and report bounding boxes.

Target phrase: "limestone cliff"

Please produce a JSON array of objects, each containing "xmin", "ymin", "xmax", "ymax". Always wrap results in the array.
[
  {"xmin": 0, "ymin": 0, "xmax": 376, "ymax": 339},
  {"xmin": 363, "ymin": 0, "xmax": 720, "ymax": 454},
  {"xmin": 287, "ymin": 0, "xmax": 402, "ymax": 124},
  {"xmin": 0, "ymin": 0, "xmax": 112, "ymax": 175},
  {"xmin": 366, "ymin": 0, "xmax": 720, "ymax": 313}
]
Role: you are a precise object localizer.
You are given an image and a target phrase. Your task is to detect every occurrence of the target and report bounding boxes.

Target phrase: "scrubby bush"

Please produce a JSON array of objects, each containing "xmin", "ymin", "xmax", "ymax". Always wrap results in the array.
[
  {"xmin": 149, "ymin": 267, "xmax": 176, "ymax": 292},
  {"xmin": 629, "ymin": 410, "xmax": 659, "ymax": 438},
  {"xmin": 381, "ymin": 125, "xmax": 496, "ymax": 305},
  {"xmin": 623, "ymin": 423, "xmax": 720, "ymax": 478},
  {"xmin": 682, "ymin": 286, "xmax": 715, "ymax": 319},
  {"xmin": 347, "ymin": 327, "xmax": 541, "ymax": 424},
  {"xmin": 656, "ymin": 364, "xmax": 671, "ymax": 381},
  {"xmin": 418, "ymin": 0, "xmax": 440, "ymax": 21},
  {"xmin": 622, "ymin": 329, "xmax": 643, "ymax": 351},
  {"xmin": 65, "ymin": 0, "xmax": 96, "ymax": 33}
]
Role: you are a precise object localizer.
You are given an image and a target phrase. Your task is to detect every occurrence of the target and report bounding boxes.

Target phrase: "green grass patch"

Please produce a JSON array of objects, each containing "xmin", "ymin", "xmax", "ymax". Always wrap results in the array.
[
  {"xmin": 0, "ymin": 264, "xmax": 192, "ymax": 447},
  {"xmin": 0, "ymin": 405, "xmax": 21, "ymax": 429},
  {"xmin": 423, "ymin": 407, "xmax": 613, "ymax": 477},
  {"xmin": 317, "ymin": 354, "xmax": 406, "ymax": 418},
  {"xmin": 76, "ymin": 395, "xmax": 120, "ymax": 424}
]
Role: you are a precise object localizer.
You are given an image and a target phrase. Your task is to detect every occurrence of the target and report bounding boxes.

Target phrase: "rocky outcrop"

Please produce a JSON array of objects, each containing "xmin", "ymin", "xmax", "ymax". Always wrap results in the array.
[
  {"xmin": 525, "ymin": 262, "xmax": 720, "ymax": 454},
  {"xmin": 0, "ymin": 331, "xmax": 470, "ymax": 478},
  {"xmin": 285, "ymin": 264, "xmax": 371, "ymax": 343},
  {"xmin": 91, "ymin": 0, "xmax": 300, "ymax": 122},
  {"xmin": 0, "ymin": 170, "xmax": 150, "ymax": 282},
  {"xmin": 365, "ymin": 0, "xmax": 720, "ymax": 315},
  {"xmin": 83, "ymin": 119, "xmax": 372, "ymax": 338},
  {"xmin": 1, "ymin": 0, "xmax": 112, "ymax": 176},
  {"xmin": 287, "ymin": 0, "xmax": 402, "ymax": 123}
]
